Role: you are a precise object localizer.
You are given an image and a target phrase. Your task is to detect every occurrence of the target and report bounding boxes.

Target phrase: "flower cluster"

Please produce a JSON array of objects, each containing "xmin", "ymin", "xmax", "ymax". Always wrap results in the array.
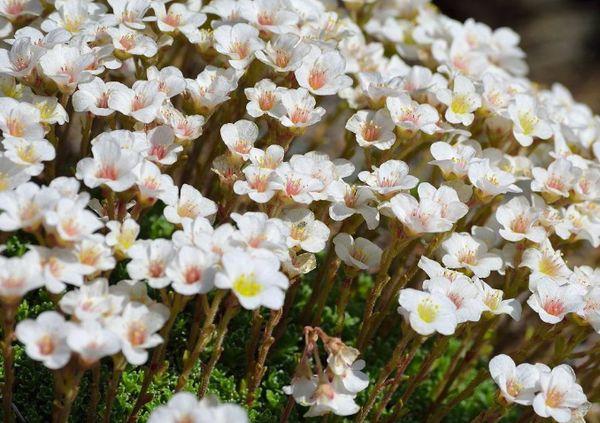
[
  {"xmin": 0, "ymin": 0, "xmax": 598, "ymax": 421},
  {"xmin": 283, "ymin": 328, "xmax": 369, "ymax": 417},
  {"xmin": 489, "ymin": 354, "xmax": 589, "ymax": 423}
]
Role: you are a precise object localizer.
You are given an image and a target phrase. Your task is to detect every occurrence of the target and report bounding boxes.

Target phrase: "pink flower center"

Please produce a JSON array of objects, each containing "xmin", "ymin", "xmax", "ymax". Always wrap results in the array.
[
  {"xmin": 37, "ymin": 335, "xmax": 56, "ymax": 355},
  {"xmin": 543, "ymin": 298, "xmax": 565, "ymax": 316},
  {"xmin": 361, "ymin": 121, "xmax": 381, "ymax": 141},
  {"xmin": 148, "ymin": 261, "xmax": 165, "ymax": 278},
  {"xmin": 258, "ymin": 92, "xmax": 275, "ymax": 111},
  {"xmin": 127, "ymin": 321, "xmax": 147, "ymax": 346},
  {"xmin": 308, "ymin": 68, "xmax": 327, "ymax": 90},
  {"xmin": 290, "ymin": 108, "xmax": 309, "ymax": 124},
  {"xmin": 96, "ymin": 164, "xmax": 119, "ymax": 180},
  {"xmin": 285, "ymin": 178, "xmax": 303, "ymax": 196},
  {"xmin": 184, "ymin": 266, "xmax": 201, "ymax": 284}
]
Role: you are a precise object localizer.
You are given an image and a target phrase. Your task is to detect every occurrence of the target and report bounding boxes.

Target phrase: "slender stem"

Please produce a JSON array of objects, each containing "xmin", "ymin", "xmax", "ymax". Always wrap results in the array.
[
  {"xmin": 197, "ymin": 298, "xmax": 240, "ymax": 398},
  {"xmin": 426, "ymin": 370, "xmax": 488, "ymax": 423},
  {"xmin": 1, "ymin": 302, "xmax": 17, "ymax": 423},
  {"xmin": 102, "ymin": 354, "xmax": 126, "ymax": 423},
  {"xmin": 127, "ymin": 294, "xmax": 188, "ymax": 422},
  {"xmin": 80, "ymin": 112, "xmax": 94, "ymax": 158},
  {"xmin": 357, "ymin": 237, "xmax": 411, "ymax": 350},
  {"xmin": 246, "ymin": 308, "xmax": 283, "ymax": 406},
  {"xmin": 86, "ymin": 364, "xmax": 101, "ymax": 423},
  {"xmin": 52, "ymin": 360, "xmax": 84, "ymax": 423},
  {"xmin": 355, "ymin": 332, "xmax": 417, "ymax": 422},
  {"xmin": 372, "ymin": 338, "xmax": 421, "ymax": 421},
  {"xmin": 176, "ymin": 290, "xmax": 227, "ymax": 391},
  {"xmin": 334, "ymin": 274, "xmax": 354, "ymax": 335}
]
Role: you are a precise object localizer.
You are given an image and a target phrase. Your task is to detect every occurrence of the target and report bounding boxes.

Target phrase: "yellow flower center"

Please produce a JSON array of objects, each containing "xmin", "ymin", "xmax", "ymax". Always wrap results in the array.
[
  {"xmin": 518, "ymin": 112, "xmax": 538, "ymax": 135},
  {"xmin": 233, "ymin": 273, "xmax": 262, "ymax": 297},
  {"xmin": 417, "ymin": 298, "xmax": 439, "ymax": 323},
  {"xmin": 450, "ymin": 95, "xmax": 470, "ymax": 114}
]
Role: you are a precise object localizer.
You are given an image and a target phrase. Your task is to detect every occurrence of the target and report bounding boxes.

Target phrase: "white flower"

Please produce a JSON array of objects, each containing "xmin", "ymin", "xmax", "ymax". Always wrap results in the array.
[
  {"xmin": 527, "ymin": 279, "xmax": 583, "ymax": 324},
  {"xmin": 15, "ymin": 311, "xmax": 71, "ymax": 369},
  {"xmin": 282, "ymin": 208, "xmax": 330, "ymax": 253},
  {"xmin": 233, "ymin": 165, "xmax": 278, "ymax": 203},
  {"xmin": 145, "ymin": 125, "xmax": 182, "ymax": 165},
  {"xmin": 0, "ymin": 97, "xmax": 44, "ymax": 141},
  {"xmin": 436, "ymin": 75, "xmax": 481, "ymax": 126},
  {"xmin": 3, "ymin": 136, "xmax": 55, "ymax": 176},
  {"xmin": 345, "ymin": 109, "xmax": 396, "ymax": 150},
  {"xmin": 74, "ymin": 235, "xmax": 116, "ymax": 275},
  {"xmin": 108, "ymin": 25, "xmax": 158, "ymax": 57},
  {"xmin": 244, "ymin": 79, "xmax": 285, "ymax": 118},
  {"xmin": 166, "ymin": 246, "xmax": 216, "ymax": 296},
  {"xmin": 489, "ymin": 354, "xmax": 540, "ymax": 405},
  {"xmin": 215, "ymin": 250, "xmax": 289, "ymax": 310},
  {"xmin": 333, "ymin": 233, "xmax": 382, "ymax": 272},
  {"xmin": 73, "ymin": 77, "xmax": 122, "ymax": 116},
  {"xmin": 221, "ymin": 120, "xmax": 259, "ymax": 160},
  {"xmin": 108, "ymin": 0, "xmax": 150, "ymax": 29},
  {"xmin": 358, "ymin": 160, "xmax": 418, "ymax": 196},
  {"xmin": 76, "ymin": 136, "xmax": 139, "ymax": 192},
  {"xmin": 328, "ymin": 181, "xmax": 379, "ymax": 230},
  {"xmin": 59, "ymin": 278, "xmax": 125, "ymax": 321},
  {"xmin": 441, "ymin": 232, "xmax": 503, "ymax": 278},
  {"xmin": 398, "ymin": 288, "xmax": 458, "ymax": 336},
  {"xmin": 277, "ymin": 88, "xmax": 326, "ymax": 129},
  {"xmin": 44, "ymin": 197, "xmax": 103, "ymax": 243},
  {"xmin": 150, "ymin": 2, "xmax": 207, "ymax": 43},
  {"xmin": 521, "ymin": 239, "xmax": 572, "ymax": 289},
  {"xmin": 213, "ymin": 23, "xmax": 264, "ymax": 69},
  {"xmin": 508, "ymin": 94, "xmax": 553, "ymax": 147},
  {"xmin": 0, "ymin": 36, "xmax": 43, "ymax": 77},
  {"xmin": 108, "ymin": 80, "xmax": 166, "ymax": 123},
  {"xmin": 66, "ymin": 320, "xmax": 121, "ymax": 365},
  {"xmin": 468, "ymin": 159, "xmax": 521, "ymax": 199},
  {"xmin": 255, "ymin": 33, "xmax": 311, "ymax": 72},
  {"xmin": 474, "ymin": 278, "xmax": 522, "ymax": 320},
  {"xmin": 240, "ymin": 0, "xmax": 298, "ymax": 34},
  {"xmin": 429, "ymin": 141, "xmax": 479, "ymax": 178},
  {"xmin": 331, "ymin": 359, "xmax": 369, "ymax": 396},
  {"xmin": 0, "ymin": 155, "xmax": 30, "ymax": 191},
  {"xmin": 230, "ymin": 212, "xmax": 287, "ymax": 257},
  {"xmin": 105, "ymin": 218, "xmax": 140, "ymax": 257},
  {"xmin": 127, "ymin": 239, "xmax": 176, "ymax": 289},
  {"xmin": 107, "ymin": 302, "xmax": 169, "ymax": 366},
  {"xmin": 303, "ymin": 380, "xmax": 360, "ymax": 417},
  {"xmin": 531, "ymin": 158, "xmax": 581, "ymax": 201},
  {"xmin": 145, "ymin": 66, "xmax": 186, "ymax": 100},
  {"xmin": 386, "ymin": 93, "xmax": 440, "ymax": 135},
  {"xmin": 532, "ymin": 365, "xmax": 588, "ymax": 423},
  {"xmin": 0, "ymin": 0, "xmax": 42, "ymax": 22},
  {"xmin": 0, "ymin": 182, "xmax": 58, "ymax": 231},
  {"xmin": 133, "ymin": 160, "xmax": 178, "ymax": 205},
  {"xmin": 272, "ymin": 162, "xmax": 324, "ymax": 204},
  {"xmin": 185, "ymin": 65, "xmax": 238, "ymax": 113},
  {"xmin": 389, "ymin": 183, "xmax": 468, "ymax": 235},
  {"xmin": 30, "ymin": 246, "xmax": 87, "ymax": 294},
  {"xmin": 148, "ymin": 393, "xmax": 249, "ymax": 423},
  {"xmin": 423, "ymin": 276, "xmax": 485, "ymax": 323},
  {"xmin": 295, "ymin": 46, "xmax": 352, "ymax": 96},
  {"xmin": 39, "ymin": 44, "xmax": 95, "ymax": 93},
  {"xmin": 496, "ymin": 196, "xmax": 546, "ymax": 243},
  {"xmin": 163, "ymin": 184, "xmax": 217, "ymax": 225},
  {"xmin": 0, "ymin": 252, "xmax": 43, "ymax": 303}
]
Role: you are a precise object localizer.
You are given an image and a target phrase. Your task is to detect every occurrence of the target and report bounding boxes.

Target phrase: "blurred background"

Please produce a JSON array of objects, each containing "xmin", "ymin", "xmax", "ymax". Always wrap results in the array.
[{"xmin": 436, "ymin": 0, "xmax": 600, "ymax": 113}]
